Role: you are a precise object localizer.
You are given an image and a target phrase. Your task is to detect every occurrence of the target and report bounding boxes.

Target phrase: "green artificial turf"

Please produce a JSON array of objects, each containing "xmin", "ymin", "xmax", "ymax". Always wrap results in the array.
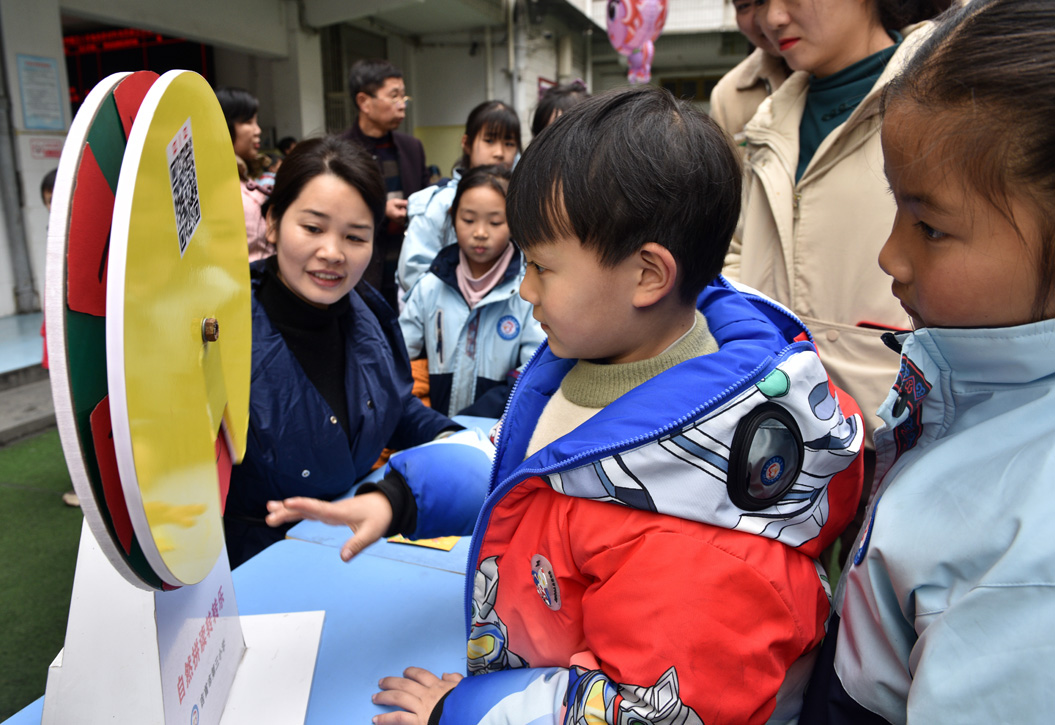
[{"xmin": 0, "ymin": 429, "xmax": 82, "ymax": 719}]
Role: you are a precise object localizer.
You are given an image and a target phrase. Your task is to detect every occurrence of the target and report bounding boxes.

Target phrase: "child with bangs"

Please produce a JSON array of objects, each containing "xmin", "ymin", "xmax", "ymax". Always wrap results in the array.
[
  {"xmin": 802, "ymin": 1, "xmax": 1055, "ymax": 722},
  {"xmin": 268, "ymin": 86, "xmax": 864, "ymax": 724},
  {"xmin": 397, "ymin": 100, "xmax": 521, "ymax": 298}
]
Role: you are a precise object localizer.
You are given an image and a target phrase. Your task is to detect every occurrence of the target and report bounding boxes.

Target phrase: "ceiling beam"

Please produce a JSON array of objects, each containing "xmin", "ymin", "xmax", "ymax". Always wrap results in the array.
[{"xmin": 303, "ymin": 0, "xmax": 424, "ymax": 28}]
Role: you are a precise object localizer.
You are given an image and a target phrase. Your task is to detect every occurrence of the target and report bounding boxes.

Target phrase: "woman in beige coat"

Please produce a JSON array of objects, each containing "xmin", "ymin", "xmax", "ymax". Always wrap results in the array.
[
  {"xmin": 709, "ymin": 0, "xmax": 789, "ymax": 144},
  {"xmin": 726, "ymin": 0, "xmax": 949, "ymax": 447}
]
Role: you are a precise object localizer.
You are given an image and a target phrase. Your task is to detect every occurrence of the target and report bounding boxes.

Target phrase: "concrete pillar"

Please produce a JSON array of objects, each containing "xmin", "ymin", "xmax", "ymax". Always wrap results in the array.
[
  {"xmin": 557, "ymin": 33, "xmax": 573, "ymax": 81},
  {"xmin": 0, "ymin": 0, "xmax": 69, "ymax": 315},
  {"xmin": 270, "ymin": 0, "xmax": 326, "ymax": 139}
]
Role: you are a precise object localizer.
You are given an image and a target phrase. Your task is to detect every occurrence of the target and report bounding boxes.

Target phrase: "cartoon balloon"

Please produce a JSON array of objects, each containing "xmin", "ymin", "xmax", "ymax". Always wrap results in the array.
[{"xmin": 606, "ymin": 0, "xmax": 668, "ymax": 84}]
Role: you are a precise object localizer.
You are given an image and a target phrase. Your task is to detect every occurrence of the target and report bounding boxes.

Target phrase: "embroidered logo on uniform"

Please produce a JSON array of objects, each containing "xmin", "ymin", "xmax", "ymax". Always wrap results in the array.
[
  {"xmin": 891, "ymin": 356, "xmax": 931, "ymax": 461},
  {"xmin": 531, "ymin": 554, "xmax": 561, "ymax": 611},
  {"xmin": 892, "ymin": 357, "xmax": 931, "ymax": 414},
  {"xmin": 893, "ymin": 405, "xmax": 924, "ymax": 461},
  {"xmin": 497, "ymin": 315, "xmax": 520, "ymax": 340}
]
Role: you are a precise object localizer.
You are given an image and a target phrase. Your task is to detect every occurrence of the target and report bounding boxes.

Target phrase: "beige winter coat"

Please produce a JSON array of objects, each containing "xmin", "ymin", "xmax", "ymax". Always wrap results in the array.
[
  {"xmin": 709, "ymin": 48, "xmax": 789, "ymax": 144},
  {"xmin": 725, "ymin": 23, "xmax": 933, "ymax": 440}
]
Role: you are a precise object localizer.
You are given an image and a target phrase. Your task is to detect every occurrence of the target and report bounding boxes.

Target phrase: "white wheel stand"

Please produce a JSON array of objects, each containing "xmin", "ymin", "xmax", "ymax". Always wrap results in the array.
[{"xmin": 43, "ymin": 520, "xmax": 324, "ymax": 724}]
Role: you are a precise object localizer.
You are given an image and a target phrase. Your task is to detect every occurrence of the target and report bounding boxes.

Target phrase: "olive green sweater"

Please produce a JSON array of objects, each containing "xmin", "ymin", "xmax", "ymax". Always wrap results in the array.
[{"xmin": 525, "ymin": 311, "xmax": 718, "ymax": 456}]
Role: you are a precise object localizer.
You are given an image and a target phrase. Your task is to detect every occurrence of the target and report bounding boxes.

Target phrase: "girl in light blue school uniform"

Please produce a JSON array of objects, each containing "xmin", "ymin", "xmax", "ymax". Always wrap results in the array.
[
  {"xmin": 802, "ymin": 2, "xmax": 1055, "ymax": 722},
  {"xmin": 396, "ymin": 101, "xmax": 521, "ymax": 299},
  {"xmin": 399, "ymin": 166, "xmax": 543, "ymax": 418}
]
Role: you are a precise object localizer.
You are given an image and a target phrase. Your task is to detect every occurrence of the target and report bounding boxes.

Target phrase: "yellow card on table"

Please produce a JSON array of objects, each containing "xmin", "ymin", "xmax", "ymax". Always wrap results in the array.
[{"xmin": 387, "ymin": 535, "xmax": 460, "ymax": 551}]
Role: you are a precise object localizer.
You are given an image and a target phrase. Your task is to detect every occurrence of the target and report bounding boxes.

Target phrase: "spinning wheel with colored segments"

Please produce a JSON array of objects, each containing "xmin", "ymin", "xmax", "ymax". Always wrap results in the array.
[
  {"xmin": 108, "ymin": 69, "xmax": 251, "ymax": 587},
  {"xmin": 46, "ymin": 69, "xmax": 251, "ymax": 590},
  {"xmin": 47, "ymin": 70, "xmax": 165, "ymax": 589}
]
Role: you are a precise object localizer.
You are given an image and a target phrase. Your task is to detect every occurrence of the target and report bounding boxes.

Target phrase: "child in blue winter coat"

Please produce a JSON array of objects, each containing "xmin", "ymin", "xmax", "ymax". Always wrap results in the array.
[
  {"xmin": 801, "ymin": 1, "xmax": 1055, "ymax": 722},
  {"xmin": 398, "ymin": 165, "xmax": 544, "ymax": 418},
  {"xmin": 396, "ymin": 100, "xmax": 521, "ymax": 298}
]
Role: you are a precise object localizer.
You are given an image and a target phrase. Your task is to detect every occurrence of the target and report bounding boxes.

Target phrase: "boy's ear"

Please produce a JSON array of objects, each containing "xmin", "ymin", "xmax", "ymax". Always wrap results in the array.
[{"xmin": 631, "ymin": 242, "xmax": 679, "ymax": 309}]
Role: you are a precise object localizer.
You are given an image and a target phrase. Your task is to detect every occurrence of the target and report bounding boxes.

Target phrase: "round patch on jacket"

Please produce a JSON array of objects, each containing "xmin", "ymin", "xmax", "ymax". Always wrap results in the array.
[
  {"xmin": 531, "ymin": 554, "xmax": 561, "ymax": 611},
  {"xmin": 497, "ymin": 315, "xmax": 520, "ymax": 340},
  {"xmin": 761, "ymin": 455, "xmax": 785, "ymax": 486}
]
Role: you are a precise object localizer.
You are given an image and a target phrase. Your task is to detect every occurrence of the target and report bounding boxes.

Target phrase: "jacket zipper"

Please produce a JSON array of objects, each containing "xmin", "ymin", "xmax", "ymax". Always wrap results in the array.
[
  {"xmin": 435, "ymin": 308, "xmax": 444, "ymax": 366},
  {"xmin": 461, "ymin": 337, "xmax": 546, "ymax": 635}
]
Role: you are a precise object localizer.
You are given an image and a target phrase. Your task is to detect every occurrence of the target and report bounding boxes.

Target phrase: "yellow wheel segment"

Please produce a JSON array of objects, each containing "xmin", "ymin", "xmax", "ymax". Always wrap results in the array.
[{"xmin": 107, "ymin": 70, "xmax": 250, "ymax": 586}]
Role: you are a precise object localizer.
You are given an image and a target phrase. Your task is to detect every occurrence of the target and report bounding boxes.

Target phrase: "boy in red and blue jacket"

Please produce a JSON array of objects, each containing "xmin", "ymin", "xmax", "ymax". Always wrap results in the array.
[{"xmin": 267, "ymin": 86, "xmax": 863, "ymax": 724}]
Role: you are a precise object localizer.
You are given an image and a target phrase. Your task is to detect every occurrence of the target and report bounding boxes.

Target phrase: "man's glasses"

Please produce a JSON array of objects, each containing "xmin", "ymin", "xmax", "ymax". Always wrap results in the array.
[{"xmin": 374, "ymin": 92, "xmax": 411, "ymax": 106}]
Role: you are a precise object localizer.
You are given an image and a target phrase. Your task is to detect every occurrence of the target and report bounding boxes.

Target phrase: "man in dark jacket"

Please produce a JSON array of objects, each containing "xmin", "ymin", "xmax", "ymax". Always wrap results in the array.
[{"xmin": 342, "ymin": 58, "xmax": 430, "ymax": 308}]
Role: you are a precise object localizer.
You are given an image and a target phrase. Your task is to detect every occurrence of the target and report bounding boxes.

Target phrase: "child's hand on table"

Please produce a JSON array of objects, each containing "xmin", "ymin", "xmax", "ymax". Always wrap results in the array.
[
  {"xmin": 372, "ymin": 667, "xmax": 463, "ymax": 724},
  {"xmin": 265, "ymin": 491, "xmax": 394, "ymax": 562}
]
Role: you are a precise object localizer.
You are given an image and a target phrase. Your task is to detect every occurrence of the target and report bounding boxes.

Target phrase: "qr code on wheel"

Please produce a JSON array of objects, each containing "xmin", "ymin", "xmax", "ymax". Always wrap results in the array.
[{"xmin": 167, "ymin": 118, "xmax": 201, "ymax": 257}]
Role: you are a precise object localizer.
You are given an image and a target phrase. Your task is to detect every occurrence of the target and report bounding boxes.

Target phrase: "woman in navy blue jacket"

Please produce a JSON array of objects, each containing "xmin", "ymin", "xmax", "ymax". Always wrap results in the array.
[{"xmin": 223, "ymin": 136, "xmax": 456, "ymax": 567}]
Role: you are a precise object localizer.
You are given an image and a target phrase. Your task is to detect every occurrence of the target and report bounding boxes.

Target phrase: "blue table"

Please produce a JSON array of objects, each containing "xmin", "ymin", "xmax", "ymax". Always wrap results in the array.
[
  {"xmin": 4, "ymin": 537, "xmax": 469, "ymax": 724},
  {"xmin": 235, "ymin": 539, "xmax": 468, "ymax": 722},
  {"xmin": 4, "ymin": 417, "xmax": 497, "ymax": 724}
]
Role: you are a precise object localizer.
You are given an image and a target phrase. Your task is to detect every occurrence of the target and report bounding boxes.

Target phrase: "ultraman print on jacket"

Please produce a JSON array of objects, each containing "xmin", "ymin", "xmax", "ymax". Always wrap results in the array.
[{"xmin": 397, "ymin": 277, "xmax": 864, "ymax": 724}]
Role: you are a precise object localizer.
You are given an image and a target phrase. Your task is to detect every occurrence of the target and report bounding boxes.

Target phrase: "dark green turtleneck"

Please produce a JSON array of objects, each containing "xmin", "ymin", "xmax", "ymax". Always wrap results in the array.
[{"xmin": 796, "ymin": 31, "xmax": 901, "ymax": 182}]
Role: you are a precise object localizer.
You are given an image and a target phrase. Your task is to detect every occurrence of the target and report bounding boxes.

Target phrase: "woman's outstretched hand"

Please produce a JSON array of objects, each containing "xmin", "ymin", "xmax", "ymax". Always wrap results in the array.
[{"xmin": 265, "ymin": 491, "xmax": 394, "ymax": 562}]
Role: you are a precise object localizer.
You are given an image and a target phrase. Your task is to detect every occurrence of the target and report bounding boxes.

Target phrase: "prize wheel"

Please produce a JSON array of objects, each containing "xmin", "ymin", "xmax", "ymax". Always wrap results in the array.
[
  {"xmin": 106, "ymin": 69, "xmax": 251, "ymax": 587},
  {"xmin": 46, "ymin": 70, "xmax": 164, "ymax": 589}
]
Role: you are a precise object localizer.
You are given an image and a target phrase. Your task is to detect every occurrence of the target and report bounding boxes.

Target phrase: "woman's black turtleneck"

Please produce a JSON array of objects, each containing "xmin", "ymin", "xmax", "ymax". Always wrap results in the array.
[{"xmin": 257, "ymin": 256, "xmax": 352, "ymax": 441}]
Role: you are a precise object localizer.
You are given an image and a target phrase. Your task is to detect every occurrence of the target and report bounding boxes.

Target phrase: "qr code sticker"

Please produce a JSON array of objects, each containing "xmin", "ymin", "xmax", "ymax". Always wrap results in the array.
[{"xmin": 167, "ymin": 118, "xmax": 201, "ymax": 257}]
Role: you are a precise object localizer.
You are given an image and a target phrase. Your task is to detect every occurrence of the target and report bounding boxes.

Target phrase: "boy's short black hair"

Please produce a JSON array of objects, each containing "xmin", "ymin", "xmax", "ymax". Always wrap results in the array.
[
  {"xmin": 348, "ymin": 58, "xmax": 403, "ymax": 99},
  {"xmin": 508, "ymin": 86, "xmax": 741, "ymax": 303}
]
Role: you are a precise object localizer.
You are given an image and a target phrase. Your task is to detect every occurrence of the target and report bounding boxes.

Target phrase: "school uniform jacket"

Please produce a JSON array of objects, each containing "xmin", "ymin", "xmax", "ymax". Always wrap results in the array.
[
  {"xmin": 396, "ymin": 278, "xmax": 865, "ymax": 724},
  {"xmin": 801, "ymin": 319, "xmax": 1055, "ymax": 724},
  {"xmin": 397, "ymin": 170, "xmax": 460, "ymax": 296},
  {"xmin": 725, "ymin": 22, "xmax": 933, "ymax": 436},
  {"xmin": 398, "ymin": 243, "xmax": 545, "ymax": 417}
]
